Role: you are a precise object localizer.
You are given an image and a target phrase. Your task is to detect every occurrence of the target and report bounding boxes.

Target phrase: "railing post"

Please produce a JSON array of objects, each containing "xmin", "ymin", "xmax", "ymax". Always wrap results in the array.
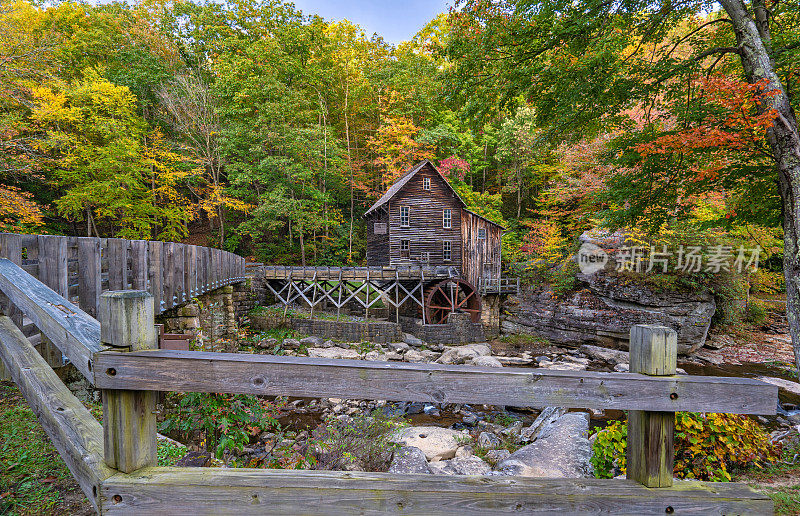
[
  {"xmin": 626, "ymin": 324, "xmax": 677, "ymax": 488},
  {"xmin": 99, "ymin": 291, "xmax": 157, "ymax": 473}
]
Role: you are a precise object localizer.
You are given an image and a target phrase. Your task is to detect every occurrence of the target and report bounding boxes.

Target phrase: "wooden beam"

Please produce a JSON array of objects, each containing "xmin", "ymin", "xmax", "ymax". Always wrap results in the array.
[
  {"xmin": 0, "ymin": 258, "xmax": 102, "ymax": 381},
  {"xmin": 627, "ymin": 325, "xmax": 677, "ymax": 488},
  {"xmin": 0, "ymin": 316, "xmax": 114, "ymax": 513},
  {"xmin": 92, "ymin": 350, "xmax": 777, "ymax": 414},
  {"xmin": 99, "ymin": 468, "xmax": 772, "ymax": 515},
  {"xmin": 100, "ymin": 291, "xmax": 158, "ymax": 474}
]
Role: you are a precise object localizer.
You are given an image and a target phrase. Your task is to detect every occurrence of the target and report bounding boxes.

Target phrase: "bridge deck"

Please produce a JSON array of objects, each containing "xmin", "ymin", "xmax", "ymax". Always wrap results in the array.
[{"xmin": 258, "ymin": 265, "xmax": 460, "ymax": 281}]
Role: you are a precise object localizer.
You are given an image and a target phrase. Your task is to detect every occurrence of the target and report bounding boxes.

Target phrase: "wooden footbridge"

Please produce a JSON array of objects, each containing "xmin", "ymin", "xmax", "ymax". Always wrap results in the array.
[{"xmin": 0, "ymin": 232, "xmax": 780, "ymax": 514}]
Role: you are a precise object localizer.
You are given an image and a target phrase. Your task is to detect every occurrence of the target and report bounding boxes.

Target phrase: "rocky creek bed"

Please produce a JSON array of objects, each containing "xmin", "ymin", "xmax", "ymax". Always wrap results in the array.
[{"xmin": 157, "ymin": 324, "xmax": 800, "ymax": 479}]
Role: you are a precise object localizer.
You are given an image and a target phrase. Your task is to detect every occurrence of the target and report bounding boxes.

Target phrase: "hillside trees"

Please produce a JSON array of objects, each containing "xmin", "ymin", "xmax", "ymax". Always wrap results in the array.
[{"xmin": 446, "ymin": 0, "xmax": 800, "ymax": 370}]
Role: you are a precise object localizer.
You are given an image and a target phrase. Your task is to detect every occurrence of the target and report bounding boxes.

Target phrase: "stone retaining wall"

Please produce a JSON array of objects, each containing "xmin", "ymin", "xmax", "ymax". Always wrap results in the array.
[
  {"xmin": 400, "ymin": 313, "xmax": 486, "ymax": 345},
  {"xmin": 250, "ymin": 314, "xmax": 403, "ymax": 343}
]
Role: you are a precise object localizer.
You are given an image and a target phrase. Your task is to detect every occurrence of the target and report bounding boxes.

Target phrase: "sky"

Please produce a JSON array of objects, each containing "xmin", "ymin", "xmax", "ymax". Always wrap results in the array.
[
  {"xmin": 291, "ymin": 0, "xmax": 450, "ymax": 43},
  {"xmin": 83, "ymin": 0, "xmax": 452, "ymax": 45}
]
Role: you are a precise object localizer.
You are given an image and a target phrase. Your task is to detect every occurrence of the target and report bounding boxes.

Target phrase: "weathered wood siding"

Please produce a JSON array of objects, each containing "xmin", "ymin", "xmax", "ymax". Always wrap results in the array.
[
  {"xmin": 461, "ymin": 210, "xmax": 502, "ymax": 287},
  {"xmin": 386, "ymin": 163, "xmax": 463, "ymax": 270},
  {"xmin": 365, "ymin": 207, "xmax": 390, "ymax": 266}
]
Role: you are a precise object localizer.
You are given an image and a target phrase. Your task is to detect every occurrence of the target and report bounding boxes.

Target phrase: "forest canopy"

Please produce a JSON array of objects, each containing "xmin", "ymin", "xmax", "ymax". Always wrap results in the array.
[{"xmin": 0, "ymin": 0, "xmax": 795, "ymax": 273}]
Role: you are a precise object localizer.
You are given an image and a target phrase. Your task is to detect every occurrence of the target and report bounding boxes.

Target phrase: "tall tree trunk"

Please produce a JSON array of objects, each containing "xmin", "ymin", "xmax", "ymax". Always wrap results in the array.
[
  {"xmin": 344, "ymin": 78, "xmax": 354, "ymax": 264},
  {"xmin": 721, "ymin": 0, "xmax": 800, "ymax": 373}
]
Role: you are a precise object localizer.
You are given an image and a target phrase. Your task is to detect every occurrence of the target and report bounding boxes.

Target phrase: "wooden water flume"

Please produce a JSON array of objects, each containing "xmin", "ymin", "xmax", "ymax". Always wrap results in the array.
[{"xmin": 0, "ymin": 255, "xmax": 778, "ymax": 514}]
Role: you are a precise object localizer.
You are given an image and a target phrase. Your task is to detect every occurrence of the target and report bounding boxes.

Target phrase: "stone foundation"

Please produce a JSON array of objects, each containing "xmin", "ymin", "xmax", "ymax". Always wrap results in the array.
[
  {"xmin": 250, "ymin": 314, "xmax": 403, "ymax": 343},
  {"xmin": 157, "ymin": 282, "xmax": 248, "ymax": 351},
  {"xmin": 480, "ymin": 294, "xmax": 501, "ymax": 339},
  {"xmin": 401, "ymin": 313, "xmax": 486, "ymax": 345}
]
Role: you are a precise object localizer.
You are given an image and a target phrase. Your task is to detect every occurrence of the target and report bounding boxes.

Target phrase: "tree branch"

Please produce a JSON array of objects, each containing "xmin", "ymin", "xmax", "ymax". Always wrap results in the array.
[{"xmin": 693, "ymin": 46, "xmax": 741, "ymax": 61}]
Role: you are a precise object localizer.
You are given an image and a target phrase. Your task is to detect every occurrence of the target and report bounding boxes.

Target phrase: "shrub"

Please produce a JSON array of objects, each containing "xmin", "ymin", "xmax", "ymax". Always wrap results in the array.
[
  {"xmin": 312, "ymin": 412, "xmax": 405, "ymax": 472},
  {"xmin": 591, "ymin": 413, "xmax": 779, "ymax": 481},
  {"xmin": 160, "ymin": 393, "xmax": 285, "ymax": 461},
  {"xmin": 746, "ymin": 298, "xmax": 769, "ymax": 324}
]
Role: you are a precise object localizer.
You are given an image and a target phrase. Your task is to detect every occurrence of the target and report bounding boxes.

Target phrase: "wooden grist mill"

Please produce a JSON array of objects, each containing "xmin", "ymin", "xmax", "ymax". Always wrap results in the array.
[{"xmin": 260, "ymin": 160, "xmax": 518, "ymax": 326}]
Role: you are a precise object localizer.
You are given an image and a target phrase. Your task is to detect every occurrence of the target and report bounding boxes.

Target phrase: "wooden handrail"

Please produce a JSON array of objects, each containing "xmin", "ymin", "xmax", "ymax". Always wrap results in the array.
[
  {"xmin": 91, "ymin": 348, "xmax": 777, "ymax": 414},
  {"xmin": 0, "ymin": 232, "xmax": 246, "ymax": 318},
  {"xmin": 0, "ymin": 258, "xmax": 105, "ymax": 381}
]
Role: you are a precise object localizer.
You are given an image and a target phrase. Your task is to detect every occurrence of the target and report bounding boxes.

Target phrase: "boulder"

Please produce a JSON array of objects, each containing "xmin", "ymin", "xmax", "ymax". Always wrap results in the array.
[
  {"xmin": 387, "ymin": 341, "xmax": 410, "ymax": 353},
  {"xmin": 404, "ymin": 333, "xmax": 425, "ymax": 348},
  {"xmin": 307, "ymin": 348, "xmax": 361, "ymax": 360},
  {"xmin": 484, "ymin": 449, "xmax": 511, "ymax": 465},
  {"xmin": 388, "ymin": 446, "xmax": 432, "ymax": 475},
  {"xmin": 429, "ymin": 456, "xmax": 492, "ymax": 476},
  {"xmin": 519, "ymin": 407, "xmax": 567, "ymax": 443},
  {"xmin": 257, "ymin": 337, "xmax": 277, "ymax": 349},
  {"xmin": 282, "ymin": 338, "xmax": 301, "ymax": 350},
  {"xmin": 758, "ymin": 377, "xmax": 800, "ymax": 401},
  {"xmin": 299, "ymin": 336, "xmax": 323, "ymax": 347},
  {"xmin": 495, "ymin": 412, "xmax": 592, "ymax": 478},
  {"xmin": 437, "ymin": 344, "xmax": 491, "ymax": 365},
  {"xmin": 578, "ymin": 345, "xmax": 629, "ymax": 365},
  {"xmin": 478, "ymin": 432, "xmax": 500, "ymax": 448},
  {"xmin": 470, "ymin": 356, "xmax": 503, "ymax": 368},
  {"xmin": 404, "ymin": 349, "xmax": 426, "ymax": 362},
  {"xmin": 501, "ymin": 259, "xmax": 715, "ymax": 354},
  {"xmin": 391, "ymin": 426, "xmax": 466, "ymax": 461}
]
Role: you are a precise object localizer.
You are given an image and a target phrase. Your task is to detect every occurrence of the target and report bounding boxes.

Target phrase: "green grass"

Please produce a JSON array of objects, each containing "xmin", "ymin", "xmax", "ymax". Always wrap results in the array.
[
  {"xmin": 0, "ymin": 382, "xmax": 90, "ymax": 515},
  {"xmin": 735, "ymin": 436, "xmax": 800, "ymax": 515},
  {"xmin": 765, "ymin": 485, "xmax": 800, "ymax": 515}
]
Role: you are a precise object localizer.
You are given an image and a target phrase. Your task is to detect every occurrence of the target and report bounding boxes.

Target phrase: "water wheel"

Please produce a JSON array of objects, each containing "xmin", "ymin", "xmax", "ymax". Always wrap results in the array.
[{"xmin": 424, "ymin": 278, "xmax": 481, "ymax": 324}]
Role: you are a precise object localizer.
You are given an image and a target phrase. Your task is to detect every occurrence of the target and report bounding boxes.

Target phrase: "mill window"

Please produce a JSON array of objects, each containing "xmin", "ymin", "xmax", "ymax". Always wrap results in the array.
[
  {"xmin": 400, "ymin": 206, "xmax": 410, "ymax": 227},
  {"xmin": 443, "ymin": 209, "xmax": 452, "ymax": 229},
  {"xmin": 400, "ymin": 239, "xmax": 410, "ymax": 257},
  {"xmin": 477, "ymin": 228, "xmax": 486, "ymax": 240},
  {"xmin": 443, "ymin": 241, "xmax": 452, "ymax": 261},
  {"xmin": 423, "ymin": 177, "xmax": 431, "ymax": 190}
]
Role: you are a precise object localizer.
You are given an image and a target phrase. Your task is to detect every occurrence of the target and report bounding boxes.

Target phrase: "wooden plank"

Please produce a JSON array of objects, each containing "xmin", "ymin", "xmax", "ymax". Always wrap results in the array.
[
  {"xmin": 99, "ymin": 291, "xmax": 157, "ymax": 473},
  {"xmin": 77, "ymin": 237, "xmax": 101, "ymax": 319},
  {"xmin": 163, "ymin": 243, "xmax": 175, "ymax": 310},
  {"xmin": 186, "ymin": 245, "xmax": 196, "ymax": 298},
  {"xmin": 37, "ymin": 235, "xmax": 68, "ymax": 367},
  {"xmin": 627, "ymin": 325, "xmax": 677, "ymax": 488},
  {"xmin": 100, "ymin": 468, "xmax": 772, "ymax": 515},
  {"xmin": 130, "ymin": 240, "xmax": 148, "ymax": 291},
  {"xmin": 173, "ymin": 244, "xmax": 185, "ymax": 304},
  {"xmin": 0, "ymin": 258, "xmax": 103, "ymax": 381},
  {"xmin": 0, "ymin": 317, "xmax": 114, "ymax": 512},
  {"xmin": 147, "ymin": 241, "xmax": 163, "ymax": 314},
  {"xmin": 92, "ymin": 350, "xmax": 777, "ymax": 414},
  {"xmin": 107, "ymin": 238, "xmax": 128, "ymax": 290}
]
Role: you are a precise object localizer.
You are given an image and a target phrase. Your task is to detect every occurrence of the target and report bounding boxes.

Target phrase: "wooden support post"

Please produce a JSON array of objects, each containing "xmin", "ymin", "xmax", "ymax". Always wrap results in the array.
[
  {"xmin": 99, "ymin": 291, "xmax": 157, "ymax": 474},
  {"xmin": 626, "ymin": 324, "xmax": 677, "ymax": 488}
]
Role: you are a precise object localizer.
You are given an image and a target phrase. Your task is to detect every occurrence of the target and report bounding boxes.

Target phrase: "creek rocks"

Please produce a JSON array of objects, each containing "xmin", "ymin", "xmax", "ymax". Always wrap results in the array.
[
  {"xmin": 307, "ymin": 347, "xmax": 361, "ymax": 360},
  {"xmin": 391, "ymin": 426, "xmax": 467, "ymax": 461},
  {"xmin": 470, "ymin": 355, "xmax": 503, "ymax": 368},
  {"xmin": 437, "ymin": 343, "xmax": 491, "ymax": 365},
  {"xmin": 496, "ymin": 412, "xmax": 592, "ymax": 478},
  {"xmin": 388, "ymin": 446, "xmax": 432, "ymax": 474},
  {"xmin": 502, "ymin": 272, "xmax": 715, "ymax": 355},
  {"xmin": 429, "ymin": 455, "xmax": 492, "ymax": 476}
]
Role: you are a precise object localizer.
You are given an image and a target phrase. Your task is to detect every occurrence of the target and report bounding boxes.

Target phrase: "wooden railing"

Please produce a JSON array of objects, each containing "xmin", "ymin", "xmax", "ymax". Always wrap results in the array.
[
  {"xmin": 0, "ymin": 233, "xmax": 246, "ymax": 321},
  {"xmin": 0, "ymin": 261, "xmax": 778, "ymax": 514}
]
